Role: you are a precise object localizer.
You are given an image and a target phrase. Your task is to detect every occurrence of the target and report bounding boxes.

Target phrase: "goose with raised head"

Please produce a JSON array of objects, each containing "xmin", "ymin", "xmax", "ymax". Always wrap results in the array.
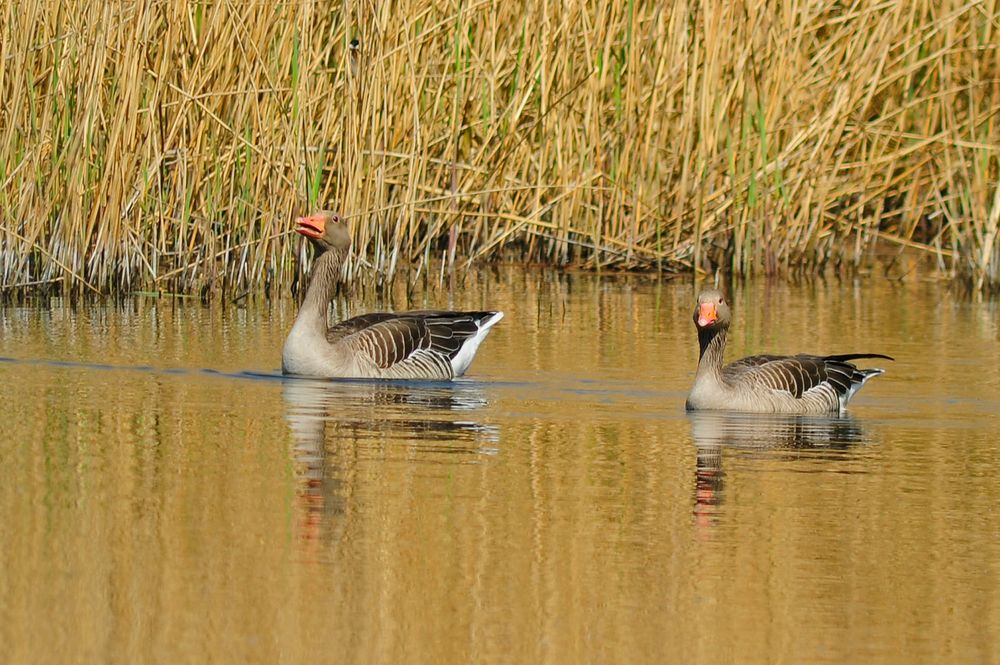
[
  {"xmin": 686, "ymin": 289, "xmax": 892, "ymax": 414},
  {"xmin": 282, "ymin": 211, "xmax": 503, "ymax": 379}
]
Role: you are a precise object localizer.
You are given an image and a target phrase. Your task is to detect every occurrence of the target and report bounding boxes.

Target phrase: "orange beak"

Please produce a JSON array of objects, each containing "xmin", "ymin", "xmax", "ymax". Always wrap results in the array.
[
  {"xmin": 697, "ymin": 302, "xmax": 718, "ymax": 327},
  {"xmin": 295, "ymin": 214, "xmax": 325, "ymax": 239}
]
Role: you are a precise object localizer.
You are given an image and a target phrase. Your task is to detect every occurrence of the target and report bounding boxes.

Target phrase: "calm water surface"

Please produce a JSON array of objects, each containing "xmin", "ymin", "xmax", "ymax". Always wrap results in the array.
[{"xmin": 1, "ymin": 270, "xmax": 997, "ymax": 664}]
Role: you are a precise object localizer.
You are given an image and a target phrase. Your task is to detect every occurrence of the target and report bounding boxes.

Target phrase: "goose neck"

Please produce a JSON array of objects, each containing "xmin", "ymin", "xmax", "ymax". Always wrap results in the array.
[
  {"xmin": 697, "ymin": 326, "xmax": 727, "ymax": 378},
  {"xmin": 298, "ymin": 248, "xmax": 345, "ymax": 335}
]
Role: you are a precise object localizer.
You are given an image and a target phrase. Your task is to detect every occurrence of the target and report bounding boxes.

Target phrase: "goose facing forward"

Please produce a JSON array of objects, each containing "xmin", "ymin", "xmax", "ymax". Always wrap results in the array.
[
  {"xmin": 282, "ymin": 211, "xmax": 503, "ymax": 379},
  {"xmin": 686, "ymin": 289, "xmax": 892, "ymax": 414}
]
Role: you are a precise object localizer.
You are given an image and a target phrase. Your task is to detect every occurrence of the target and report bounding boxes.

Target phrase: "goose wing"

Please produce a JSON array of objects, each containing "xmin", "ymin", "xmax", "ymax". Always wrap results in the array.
[
  {"xmin": 723, "ymin": 353, "xmax": 892, "ymax": 399},
  {"xmin": 724, "ymin": 354, "xmax": 786, "ymax": 372},
  {"xmin": 326, "ymin": 312, "xmax": 403, "ymax": 343},
  {"xmin": 330, "ymin": 311, "xmax": 501, "ymax": 376}
]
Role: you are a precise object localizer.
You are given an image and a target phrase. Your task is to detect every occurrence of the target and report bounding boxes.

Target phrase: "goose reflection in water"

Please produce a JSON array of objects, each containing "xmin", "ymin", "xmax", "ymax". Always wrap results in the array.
[
  {"xmin": 688, "ymin": 411, "xmax": 869, "ymax": 529},
  {"xmin": 282, "ymin": 378, "xmax": 500, "ymax": 554}
]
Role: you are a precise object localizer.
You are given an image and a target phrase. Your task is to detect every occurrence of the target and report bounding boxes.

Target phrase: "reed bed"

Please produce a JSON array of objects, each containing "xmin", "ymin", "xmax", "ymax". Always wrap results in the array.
[{"xmin": 0, "ymin": 0, "xmax": 997, "ymax": 294}]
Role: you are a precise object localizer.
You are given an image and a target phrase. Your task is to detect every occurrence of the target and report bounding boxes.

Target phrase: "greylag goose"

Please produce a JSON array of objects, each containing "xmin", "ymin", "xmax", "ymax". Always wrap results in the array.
[
  {"xmin": 282, "ymin": 211, "xmax": 503, "ymax": 379},
  {"xmin": 686, "ymin": 289, "xmax": 892, "ymax": 413}
]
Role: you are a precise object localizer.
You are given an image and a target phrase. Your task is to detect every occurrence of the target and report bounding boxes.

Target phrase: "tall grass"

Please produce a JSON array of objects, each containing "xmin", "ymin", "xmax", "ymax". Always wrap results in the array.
[{"xmin": 0, "ymin": 0, "xmax": 997, "ymax": 294}]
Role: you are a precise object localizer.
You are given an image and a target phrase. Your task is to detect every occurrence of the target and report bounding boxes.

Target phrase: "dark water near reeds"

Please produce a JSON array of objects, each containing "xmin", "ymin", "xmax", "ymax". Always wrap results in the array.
[{"xmin": 1, "ymin": 268, "xmax": 998, "ymax": 664}]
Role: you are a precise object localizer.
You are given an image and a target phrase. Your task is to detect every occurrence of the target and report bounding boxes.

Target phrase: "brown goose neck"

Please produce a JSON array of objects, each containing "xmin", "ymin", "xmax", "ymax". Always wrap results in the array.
[
  {"xmin": 300, "ymin": 248, "xmax": 346, "ymax": 330},
  {"xmin": 697, "ymin": 326, "xmax": 727, "ymax": 373}
]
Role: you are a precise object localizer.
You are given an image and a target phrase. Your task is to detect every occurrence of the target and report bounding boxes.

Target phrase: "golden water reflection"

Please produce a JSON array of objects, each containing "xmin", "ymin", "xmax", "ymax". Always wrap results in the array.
[
  {"xmin": 689, "ymin": 412, "xmax": 869, "ymax": 528},
  {"xmin": 282, "ymin": 377, "xmax": 499, "ymax": 557},
  {"xmin": 1, "ymin": 269, "xmax": 998, "ymax": 664}
]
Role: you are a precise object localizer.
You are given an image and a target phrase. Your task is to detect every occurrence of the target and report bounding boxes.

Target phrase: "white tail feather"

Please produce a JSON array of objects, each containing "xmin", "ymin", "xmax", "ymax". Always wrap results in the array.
[
  {"xmin": 839, "ymin": 367, "xmax": 886, "ymax": 409},
  {"xmin": 449, "ymin": 311, "xmax": 504, "ymax": 377}
]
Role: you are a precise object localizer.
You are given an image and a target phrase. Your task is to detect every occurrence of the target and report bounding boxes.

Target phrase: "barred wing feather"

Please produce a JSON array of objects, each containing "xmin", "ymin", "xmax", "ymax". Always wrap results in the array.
[
  {"xmin": 724, "ymin": 353, "xmax": 892, "ymax": 400},
  {"xmin": 332, "ymin": 311, "xmax": 502, "ymax": 376}
]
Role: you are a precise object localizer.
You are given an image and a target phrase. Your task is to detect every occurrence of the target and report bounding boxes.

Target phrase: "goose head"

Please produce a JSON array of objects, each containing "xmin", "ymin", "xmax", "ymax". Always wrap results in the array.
[
  {"xmin": 693, "ymin": 289, "xmax": 732, "ymax": 331},
  {"xmin": 295, "ymin": 210, "xmax": 352, "ymax": 254}
]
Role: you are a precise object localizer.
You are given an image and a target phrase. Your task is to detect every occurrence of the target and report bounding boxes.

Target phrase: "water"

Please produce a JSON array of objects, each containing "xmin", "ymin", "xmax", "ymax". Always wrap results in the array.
[{"xmin": 1, "ymin": 270, "xmax": 997, "ymax": 664}]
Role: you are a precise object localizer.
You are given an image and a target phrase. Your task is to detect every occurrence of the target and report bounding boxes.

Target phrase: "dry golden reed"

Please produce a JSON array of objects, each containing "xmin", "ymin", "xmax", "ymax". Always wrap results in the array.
[{"xmin": 0, "ymin": 0, "xmax": 997, "ymax": 294}]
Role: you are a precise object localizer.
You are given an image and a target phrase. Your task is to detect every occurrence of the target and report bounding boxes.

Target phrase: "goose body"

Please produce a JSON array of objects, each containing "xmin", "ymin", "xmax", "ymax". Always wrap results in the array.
[
  {"xmin": 282, "ymin": 211, "xmax": 502, "ymax": 380},
  {"xmin": 686, "ymin": 289, "xmax": 891, "ymax": 414}
]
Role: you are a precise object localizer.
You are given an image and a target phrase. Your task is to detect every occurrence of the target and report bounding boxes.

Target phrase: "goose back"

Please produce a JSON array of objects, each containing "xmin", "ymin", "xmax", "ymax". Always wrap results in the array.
[
  {"xmin": 331, "ymin": 310, "xmax": 503, "ymax": 379},
  {"xmin": 716, "ymin": 353, "xmax": 891, "ymax": 412}
]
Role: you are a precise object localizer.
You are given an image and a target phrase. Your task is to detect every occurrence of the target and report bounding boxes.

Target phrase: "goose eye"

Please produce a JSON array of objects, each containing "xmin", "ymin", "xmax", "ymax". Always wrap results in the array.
[{"xmin": 332, "ymin": 215, "xmax": 340, "ymax": 223}]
